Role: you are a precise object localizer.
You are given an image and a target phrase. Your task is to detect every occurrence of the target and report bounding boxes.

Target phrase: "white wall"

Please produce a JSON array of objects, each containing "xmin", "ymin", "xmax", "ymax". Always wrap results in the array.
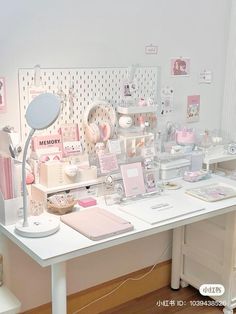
[
  {"xmin": 221, "ymin": 0, "xmax": 236, "ymax": 141},
  {"xmin": 0, "ymin": 0, "xmax": 231, "ymax": 311}
]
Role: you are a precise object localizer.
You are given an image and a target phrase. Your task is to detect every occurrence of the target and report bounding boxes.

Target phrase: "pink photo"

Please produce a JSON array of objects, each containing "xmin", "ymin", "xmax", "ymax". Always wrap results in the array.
[{"xmin": 171, "ymin": 58, "xmax": 190, "ymax": 76}]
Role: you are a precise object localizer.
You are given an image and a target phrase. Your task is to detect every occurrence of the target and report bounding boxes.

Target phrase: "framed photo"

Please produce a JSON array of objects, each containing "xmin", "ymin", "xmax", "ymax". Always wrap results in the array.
[
  {"xmin": 171, "ymin": 58, "xmax": 190, "ymax": 76},
  {"xmin": 98, "ymin": 153, "xmax": 119, "ymax": 174},
  {"xmin": 120, "ymin": 162, "xmax": 146, "ymax": 197},
  {"xmin": 144, "ymin": 171, "xmax": 157, "ymax": 193},
  {"xmin": 0, "ymin": 77, "xmax": 6, "ymax": 113},
  {"xmin": 187, "ymin": 95, "xmax": 200, "ymax": 123}
]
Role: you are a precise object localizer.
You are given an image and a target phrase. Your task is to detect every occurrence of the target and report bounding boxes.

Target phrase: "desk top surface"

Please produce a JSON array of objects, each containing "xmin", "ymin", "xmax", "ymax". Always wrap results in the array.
[{"xmin": 1, "ymin": 175, "xmax": 236, "ymax": 267}]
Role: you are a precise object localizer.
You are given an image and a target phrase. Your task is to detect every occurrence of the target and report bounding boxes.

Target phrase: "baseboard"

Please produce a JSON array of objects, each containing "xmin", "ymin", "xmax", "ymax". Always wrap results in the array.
[{"xmin": 22, "ymin": 260, "xmax": 171, "ymax": 314}]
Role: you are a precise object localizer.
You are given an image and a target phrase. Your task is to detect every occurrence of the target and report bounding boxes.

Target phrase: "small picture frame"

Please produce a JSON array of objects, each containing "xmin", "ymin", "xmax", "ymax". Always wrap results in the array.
[
  {"xmin": 144, "ymin": 171, "xmax": 157, "ymax": 193},
  {"xmin": 123, "ymin": 80, "xmax": 137, "ymax": 98},
  {"xmin": 120, "ymin": 162, "xmax": 146, "ymax": 197},
  {"xmin": 187, "ymin": 95, "xmax": 200, "ymax": 123},
  {"xmin": 0, "ymin": 77, "xmax": 7, "ymax": 113},
  {"xmin": 98, "ymin": 153, "xmax": 119, "ymax": 174},
  {"xmin": 171, "ymin": 58, "xmax": 190, "ymax": 76}
]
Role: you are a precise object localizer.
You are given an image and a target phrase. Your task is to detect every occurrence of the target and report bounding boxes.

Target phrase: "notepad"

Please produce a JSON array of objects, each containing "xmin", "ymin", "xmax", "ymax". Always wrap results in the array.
[
  {"xmin": 186, "ymin": 183, "xmax": 236, "ymax": 202},
  {"xmin": 61, "ymin": 207, "xmax": 134, "ymax": 241},
  {"xmin": 119, "ymin": 197, "xmax": 204, "ymax": 224}
]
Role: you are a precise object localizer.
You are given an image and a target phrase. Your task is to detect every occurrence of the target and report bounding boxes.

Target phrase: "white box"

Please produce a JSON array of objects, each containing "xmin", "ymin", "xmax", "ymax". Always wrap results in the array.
[
  {"xmin": 0, "ymin": 192, "xmax": 23, "ymax": 226},
  {"xmin": 160, "ymin": 158, "xmax": 190, "ymax": 180},
  {"xmin": 39, "ymin": 162, "xmax": 97, "ymax": 188}
]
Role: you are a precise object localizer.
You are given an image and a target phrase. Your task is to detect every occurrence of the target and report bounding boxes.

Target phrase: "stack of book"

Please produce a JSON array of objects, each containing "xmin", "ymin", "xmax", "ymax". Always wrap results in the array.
[{"xmin": 0, "ymin": 154, "xmax": 21, "ymax": 200}]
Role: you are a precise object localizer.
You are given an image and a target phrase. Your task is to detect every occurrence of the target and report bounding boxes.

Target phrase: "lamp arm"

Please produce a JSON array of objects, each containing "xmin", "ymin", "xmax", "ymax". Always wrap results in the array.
[{"xmin": 22, "ymin": 128, "xmax": 35, "ymax": 227}]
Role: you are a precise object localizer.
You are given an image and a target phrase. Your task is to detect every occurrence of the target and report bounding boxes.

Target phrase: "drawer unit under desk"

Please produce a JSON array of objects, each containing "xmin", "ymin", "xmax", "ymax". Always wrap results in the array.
[
  {"xmin": 183, "ymin": 214, "xmax": 226, "ymax": 264},
  {"xmin": 181, "ymin": 215, "xmax": 226, "ymax": 286},
  {"xmin": 179, "ymin": 211, "xmax": 236, "ymax": 306}
]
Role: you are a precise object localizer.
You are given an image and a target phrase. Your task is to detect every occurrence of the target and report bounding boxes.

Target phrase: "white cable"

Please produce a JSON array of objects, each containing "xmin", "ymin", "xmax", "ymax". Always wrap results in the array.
[{"xmin": 72, "ymin": 244, "xmax": 171, "ymax": 314}]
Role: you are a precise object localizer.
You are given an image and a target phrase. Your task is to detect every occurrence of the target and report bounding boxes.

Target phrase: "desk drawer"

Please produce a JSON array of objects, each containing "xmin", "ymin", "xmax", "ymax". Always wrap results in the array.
[{"xmin": 184, "ymin": 219, "xmax": 225, "ymax": 264}]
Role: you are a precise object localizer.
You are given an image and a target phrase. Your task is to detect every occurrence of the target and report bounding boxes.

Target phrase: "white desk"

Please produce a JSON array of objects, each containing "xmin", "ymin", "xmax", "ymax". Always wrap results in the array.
[{"xmin": 1, "ymin": 176, "xmax": 236, "ymax": 314}]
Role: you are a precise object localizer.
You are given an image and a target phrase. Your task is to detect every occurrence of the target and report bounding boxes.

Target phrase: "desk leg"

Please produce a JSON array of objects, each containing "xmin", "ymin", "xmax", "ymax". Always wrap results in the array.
[
  {"xmin": 51, "ymin": 262, "xmax": 67, "ymax": 314},
  {"xmin": 171, "ymin": 227, "xmax": 183, "ymax": 290}
]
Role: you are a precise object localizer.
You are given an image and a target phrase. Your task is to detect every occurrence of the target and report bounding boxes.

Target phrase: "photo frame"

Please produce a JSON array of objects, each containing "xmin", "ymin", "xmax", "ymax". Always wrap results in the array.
[
  {"xmin": 187, "ymin": 95, "xmax": 200, "ymax": 123},
  {"xmin": 120, "ymin": 162, "xmax": 146, "ymax": 197},
  {"xmin": 144, "ymin": 171, "xmax": 157, "ymax": 193},
  {"xmin": 171, "ymin": 58, "xmax": 190, "ymax": 76}
]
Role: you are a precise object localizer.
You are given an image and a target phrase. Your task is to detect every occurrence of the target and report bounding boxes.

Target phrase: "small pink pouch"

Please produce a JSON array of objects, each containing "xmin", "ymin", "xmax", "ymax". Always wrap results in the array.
[{"xmin": 78, "ymin": 197, "xmax": 97, "ymax": 207}]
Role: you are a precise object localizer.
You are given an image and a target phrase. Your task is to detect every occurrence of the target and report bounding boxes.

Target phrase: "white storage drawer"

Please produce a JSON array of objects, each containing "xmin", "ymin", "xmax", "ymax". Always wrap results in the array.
[
  {"xmin": 0, "ymin": 285, "xmax": 21, "ymax": 314},
  {"xmin": 160, "ymin": 158, "xmax": 190, "ymax": 180},
  {"xmin": 173, "ymin": 211, "xmax": 236, "ymax": 314}
]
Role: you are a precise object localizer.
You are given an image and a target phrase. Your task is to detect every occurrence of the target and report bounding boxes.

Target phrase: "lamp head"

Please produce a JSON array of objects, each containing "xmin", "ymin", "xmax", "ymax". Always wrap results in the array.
[{"xmin": 25, "ymin": 93, "xmax": 60, "ymax": 130}]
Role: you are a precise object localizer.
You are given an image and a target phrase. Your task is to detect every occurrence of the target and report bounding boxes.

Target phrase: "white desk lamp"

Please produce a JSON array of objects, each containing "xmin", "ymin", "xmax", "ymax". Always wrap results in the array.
[{"xmin": 15, "ymin": 93, "xmax": 61, "ymax": 237}]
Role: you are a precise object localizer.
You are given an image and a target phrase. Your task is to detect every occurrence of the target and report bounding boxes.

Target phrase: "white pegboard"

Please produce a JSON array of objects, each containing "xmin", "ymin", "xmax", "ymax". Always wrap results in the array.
[{"xmin": 18, "ymin": 66, "xmax": 160, "ymax": 153}]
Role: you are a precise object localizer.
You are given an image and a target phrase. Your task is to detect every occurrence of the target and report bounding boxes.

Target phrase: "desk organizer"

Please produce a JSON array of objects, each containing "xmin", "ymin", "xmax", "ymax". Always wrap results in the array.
[
  {"xmin": 0, "ymin": 192, "xmax": 23, "ymax": 226},
  {"xmin": 103, "ymin": 166, "xmax": 161, "ymax": 206},
  {"xmin": 160, "ymin": 158, "xmax": 190, "ymax": 180},
  {"xmin": 39, "ymin": 162, "xmax": 97, "ymax": 188}
]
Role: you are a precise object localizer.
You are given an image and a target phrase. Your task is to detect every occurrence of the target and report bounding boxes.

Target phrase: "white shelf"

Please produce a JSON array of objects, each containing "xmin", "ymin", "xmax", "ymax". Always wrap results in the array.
[
  {"xmin": 0, "ymin": 285, "xmax": 21, "ymax": 314},
  {"xmin": 117, "ymin": 105, "xmax": 157, "ymax": 114},
  {"xmin": 33, "ymin": 178, "xmax": 103, "ymax": 194},
  {"xmin": 33, "ymin": 173, "xmax": 121, "ymax": 194},
  {"xmin": 203, "ymin": 153, "xmax": 236, "ymax": 165}
]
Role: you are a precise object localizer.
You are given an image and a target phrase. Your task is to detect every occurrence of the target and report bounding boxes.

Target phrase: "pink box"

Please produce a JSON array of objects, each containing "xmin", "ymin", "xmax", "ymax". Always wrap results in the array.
[
  {"xmin": 78, "ymin": 197, "xmax": 97, "ymax": 207},
  {"xmin": 176, "ymin": 130, "xmax": 195, "ymax": 145}
]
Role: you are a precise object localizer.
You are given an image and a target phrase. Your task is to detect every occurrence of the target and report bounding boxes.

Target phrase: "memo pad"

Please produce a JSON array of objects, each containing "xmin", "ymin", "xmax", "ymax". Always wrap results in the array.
[{"xmin": 60, "ymin": 207, "xmax": 134, "ymax": 241}]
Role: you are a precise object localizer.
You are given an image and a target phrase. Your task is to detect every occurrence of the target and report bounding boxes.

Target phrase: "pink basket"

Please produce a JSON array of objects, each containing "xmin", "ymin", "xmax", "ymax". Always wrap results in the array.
[{"xmin": 176, "ymin": 130, "xmax": 195, "ymax": 145}]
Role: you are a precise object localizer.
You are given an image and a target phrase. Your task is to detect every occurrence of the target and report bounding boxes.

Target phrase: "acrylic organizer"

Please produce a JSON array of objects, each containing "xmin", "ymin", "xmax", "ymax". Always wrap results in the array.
[
  {"xmin": 0, "ymin": 192, "xmax": 23, "ymax": 225},
  {"xmin": 103, "ymin": 162, "xmax": 161, "ymax": 206}
]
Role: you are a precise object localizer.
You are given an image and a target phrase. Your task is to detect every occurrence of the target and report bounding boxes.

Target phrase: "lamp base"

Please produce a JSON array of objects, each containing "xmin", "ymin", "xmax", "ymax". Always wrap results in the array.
[{"xmin": 15, "ymin": 215, "xmax": 60, "ymax": 238}]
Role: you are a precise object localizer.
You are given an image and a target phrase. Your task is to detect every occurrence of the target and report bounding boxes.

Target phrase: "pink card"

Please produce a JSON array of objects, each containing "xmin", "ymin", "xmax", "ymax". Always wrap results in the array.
[
  {"xmin": 187, "ymin": 95, "xmax": 200, "ymax": 123},
  {"xmin": 120, "ymin": 162, "xmax": 146, "ymax": 197},
  {"xmin": 98, "ymin": 153, "xmax": 119, "ymax": 174}
]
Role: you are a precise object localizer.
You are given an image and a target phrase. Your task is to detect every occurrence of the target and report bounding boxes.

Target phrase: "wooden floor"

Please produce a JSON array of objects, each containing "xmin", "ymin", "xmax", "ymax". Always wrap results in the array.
[{"xmin": 102, "ymin": 285, "xmax": 235, "ymax": 314}]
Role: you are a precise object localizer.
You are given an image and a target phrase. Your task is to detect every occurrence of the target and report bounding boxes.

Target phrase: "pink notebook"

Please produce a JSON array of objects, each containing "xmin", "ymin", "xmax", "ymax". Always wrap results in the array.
[{"xmin": 61, "ymin": 207, "xmax": 134, "ymax": 241}]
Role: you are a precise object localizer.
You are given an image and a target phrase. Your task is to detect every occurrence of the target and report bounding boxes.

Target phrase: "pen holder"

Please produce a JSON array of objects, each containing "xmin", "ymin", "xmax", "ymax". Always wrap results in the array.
[{"xmin": 0, "ymin": 192, "xmax": 23, "ymax": 225}]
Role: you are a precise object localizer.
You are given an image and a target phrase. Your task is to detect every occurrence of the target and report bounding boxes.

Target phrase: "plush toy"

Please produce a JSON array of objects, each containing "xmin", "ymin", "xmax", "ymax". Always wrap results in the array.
[{"xmin": 26, "ymin": 169, "xmax": 35, "ymax": 185}]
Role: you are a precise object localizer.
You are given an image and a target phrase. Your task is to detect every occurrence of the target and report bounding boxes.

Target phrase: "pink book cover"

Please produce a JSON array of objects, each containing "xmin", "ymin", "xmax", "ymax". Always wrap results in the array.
[
  {"xmin": 61, "ymin": 207, "xmax": 134, "ymax": 241},
  {"xmin": 120, "ymin": 162, "xmax": 146, "ymax": 197}
]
